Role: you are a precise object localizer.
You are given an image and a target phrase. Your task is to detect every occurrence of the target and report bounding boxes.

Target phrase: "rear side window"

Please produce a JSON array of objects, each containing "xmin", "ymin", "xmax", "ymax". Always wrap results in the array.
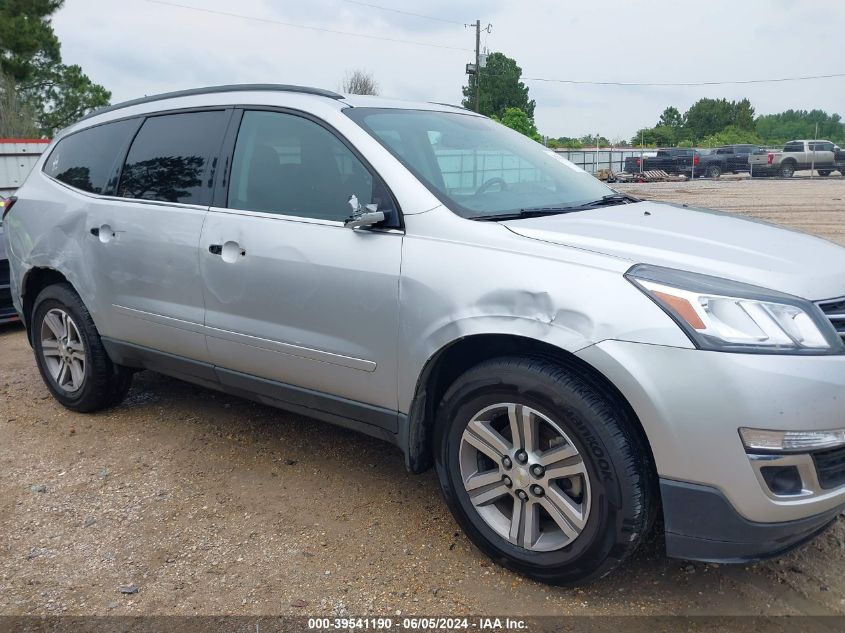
[
  {"xmin": 43, "ymin": 119, "xmax": 139, "ymax": 194},
  {"xmin": 784, "ymin": 142, "xmax": 804, "ymax": 152},
  {"xmin": 118, "ymin": 110, "xmax": 228, "ymax": 205}
]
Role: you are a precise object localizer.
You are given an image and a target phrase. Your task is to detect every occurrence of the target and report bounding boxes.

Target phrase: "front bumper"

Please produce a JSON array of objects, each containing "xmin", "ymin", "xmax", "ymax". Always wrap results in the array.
[
  {"xmin": 577, "ymin": 340, "xmax": 845, "ymax": 526},
  {"xmin": 661, "ymin": 479, "xmax": 842, "ymax": 562}
]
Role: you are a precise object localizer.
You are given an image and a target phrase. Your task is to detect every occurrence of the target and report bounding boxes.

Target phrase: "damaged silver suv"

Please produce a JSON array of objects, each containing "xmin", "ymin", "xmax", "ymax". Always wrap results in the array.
[{"xmin": 5, "ymin": 85, "xmax": 845, "ymax": 585}]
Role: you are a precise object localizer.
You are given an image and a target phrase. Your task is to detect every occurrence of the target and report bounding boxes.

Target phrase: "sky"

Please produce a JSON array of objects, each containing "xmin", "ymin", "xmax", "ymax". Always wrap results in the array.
[{"xmin": 51, "ymin": 0, "xmax": 845, "ymax": 141}]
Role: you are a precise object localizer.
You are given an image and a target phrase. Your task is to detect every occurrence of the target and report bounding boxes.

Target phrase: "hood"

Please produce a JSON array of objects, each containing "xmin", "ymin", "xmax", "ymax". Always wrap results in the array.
[{"xmin": 504, "ymin": 200, "xmax": 845, "ymax": 300}]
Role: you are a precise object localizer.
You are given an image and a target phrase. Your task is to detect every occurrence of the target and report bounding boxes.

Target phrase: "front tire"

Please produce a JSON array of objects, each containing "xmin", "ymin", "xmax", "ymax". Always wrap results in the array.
[
  {"xmin": 434, "ymin": 357, "xmax": 655, "ymax": 585},
  {"xmin": 32, "ymin": 283, "xmax": 132, "ymax": 412}
]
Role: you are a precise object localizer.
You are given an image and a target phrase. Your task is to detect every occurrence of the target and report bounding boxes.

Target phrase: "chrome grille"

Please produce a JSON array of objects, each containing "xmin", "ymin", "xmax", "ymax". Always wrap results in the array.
[{"xmin": 817, "ymin": 296, "xmax": 845, "ymax": 342}]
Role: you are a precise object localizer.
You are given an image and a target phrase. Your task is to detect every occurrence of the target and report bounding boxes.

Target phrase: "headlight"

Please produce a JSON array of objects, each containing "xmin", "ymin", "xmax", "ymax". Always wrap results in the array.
[{"xmin": 626, "ymin": 264, "xmax": 842, "ymax": 354}]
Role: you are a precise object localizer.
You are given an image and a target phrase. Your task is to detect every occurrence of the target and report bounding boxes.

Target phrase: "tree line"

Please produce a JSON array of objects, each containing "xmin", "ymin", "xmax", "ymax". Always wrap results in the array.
[
  {"xmin": 631, "ymin": 100, "xmax": 845, "ymax": 148},
  {"xmin": 462, "ymin": 52, "xmax": 845, "ymax": 149}
]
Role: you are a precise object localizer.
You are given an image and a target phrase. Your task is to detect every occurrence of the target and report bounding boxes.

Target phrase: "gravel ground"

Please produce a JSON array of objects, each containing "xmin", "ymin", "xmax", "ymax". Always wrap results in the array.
[{"xmin": 2, "ymin": 177, "xmax": 845, "ymax": 623}]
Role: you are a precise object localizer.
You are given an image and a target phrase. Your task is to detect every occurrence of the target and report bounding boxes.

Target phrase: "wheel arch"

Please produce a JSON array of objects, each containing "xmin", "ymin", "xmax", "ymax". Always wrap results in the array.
[
  {"xmin": 21, "ymin": 267, "xmax": 71, "ymax": 342},
  {"xmin": 403, "ymin": 333, "xmax": 657, "ymax": 484}
]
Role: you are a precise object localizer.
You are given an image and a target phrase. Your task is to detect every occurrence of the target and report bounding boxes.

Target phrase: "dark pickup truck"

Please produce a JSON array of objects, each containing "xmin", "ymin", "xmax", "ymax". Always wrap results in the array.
[
  {"xmin": 623, "ymin": 148, "xmax": 700, "ymax": 175},
  {"xmin": 702, "ymin": 144, "xmax": 762, "ymax": 177}
]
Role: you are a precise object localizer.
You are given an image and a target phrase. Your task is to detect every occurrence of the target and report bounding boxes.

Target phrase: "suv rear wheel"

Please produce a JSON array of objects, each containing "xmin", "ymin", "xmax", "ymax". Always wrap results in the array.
[
  {"xmin": 779, "ymin": 161, "xmax": 796, "ymax": 178},
  {"xmin": 434, "ymin": 356, "xmax": 654, "ymax": 585},
  {"xmin": 32, "ymin": 283, "xmax": 132, "ymax": 412}
]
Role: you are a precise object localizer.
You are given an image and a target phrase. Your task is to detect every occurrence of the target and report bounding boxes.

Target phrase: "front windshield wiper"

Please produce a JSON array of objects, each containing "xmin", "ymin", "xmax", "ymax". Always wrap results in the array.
[{"xmin": 470, "ymin": 192, "xmax": 640, "ymax": 222}]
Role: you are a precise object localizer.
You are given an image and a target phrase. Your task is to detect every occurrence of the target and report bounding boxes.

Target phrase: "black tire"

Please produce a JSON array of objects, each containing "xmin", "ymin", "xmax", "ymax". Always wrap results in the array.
[
  {"xmin": 818, "ymin": 170, "xmax": 831, "ymax": 177},
  {"xmin": 434, "ymin": 356, "xmax": 655, "ymax": 585},
  {"xmin": 779, "ymin": 161, "xmax": 796, "ymax": 178},
  {"xmin": 31, "ymin": 283, "xmax": 132, "ymax": 412},
  {"xmin": 707, "ymin": 164, "xmax": 722, "ymax": 178}
]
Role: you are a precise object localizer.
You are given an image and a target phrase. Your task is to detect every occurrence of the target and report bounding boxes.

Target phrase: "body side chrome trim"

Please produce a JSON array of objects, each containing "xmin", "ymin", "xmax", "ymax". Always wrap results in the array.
[
  {"xmin": 204, "ymin": 325, "xmax": 377, "ymax": 372},
  {"xmin": 111, "ymin": 304, "xmax": 377, "ymax": 372}
]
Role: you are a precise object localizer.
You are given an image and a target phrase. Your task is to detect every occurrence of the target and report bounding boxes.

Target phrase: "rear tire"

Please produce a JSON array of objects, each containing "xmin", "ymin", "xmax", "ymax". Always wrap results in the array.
[
  {"xmin": 32, "ymin": 283, "xmax": 132, "ymax": 412},
  {"xmin": 707, "ymin": 164, "xmax": 722, "ymax": 178},
  {"xmin": 779, "ymin": 161, "xmax": 796, "ymax": 178},
  {"xmin": 818, "ymin": 170, "xmax": 831, "ymax": 177},
  {"xmin": 434, "ymin": 356, "xmax": 655, "ymax": 586}
]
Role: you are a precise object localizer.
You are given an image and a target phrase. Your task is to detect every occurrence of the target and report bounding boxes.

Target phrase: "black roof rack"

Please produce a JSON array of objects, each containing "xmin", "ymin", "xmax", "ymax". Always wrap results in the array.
[{"xmin": 79, "ymin": 84, "xmax": 344, "ymax": 122}]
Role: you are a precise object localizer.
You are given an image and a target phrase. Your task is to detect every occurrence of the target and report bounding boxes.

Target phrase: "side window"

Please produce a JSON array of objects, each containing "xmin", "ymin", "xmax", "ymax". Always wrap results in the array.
[
  {"xmin": 807, "ymin": 142, "xmax": 833, "ymax": 152},
  {"xmin": 118, "ymin": 110, "xmax": 228, "ymax": 205},
  {"xmin": 43, "ymin": 119, "xmax": 139, "ymax": 194},
  {"xmin": 784, "ymin": 142, "xmax": 804, "ymax": 152},
  {"xmin": 227, "ymin": 110, "xmax": 395, "ymax": 223}
]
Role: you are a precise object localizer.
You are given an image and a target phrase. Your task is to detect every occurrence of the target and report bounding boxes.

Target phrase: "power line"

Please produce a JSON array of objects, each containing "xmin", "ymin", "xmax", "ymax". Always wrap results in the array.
[
  {"xmin": 522, "ymin": 72, "xmax": 845, "ymax": 87},
  {"xmin": 144, "ymin": 0, "xmax": 472, "ymax": 52},
  {"xmin": 341, "ymin": 0, "xmax": 466, "ymax": 26}
]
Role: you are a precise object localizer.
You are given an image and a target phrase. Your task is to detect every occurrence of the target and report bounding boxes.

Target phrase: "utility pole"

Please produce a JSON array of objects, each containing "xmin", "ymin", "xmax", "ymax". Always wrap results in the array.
[
  {"xmin": 465, "ymin": 20, "xmax": 490, "ymax": 113},
  {"xmin": 474, "ymin": 20, "xmax": 481, "ymax": 112}
]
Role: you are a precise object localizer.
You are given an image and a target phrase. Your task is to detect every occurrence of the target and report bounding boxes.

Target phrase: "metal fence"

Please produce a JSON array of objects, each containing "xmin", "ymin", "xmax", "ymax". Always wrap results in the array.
[{"xmin": 551, "ymin": 148, "xmax": 649, "ymax": 175}]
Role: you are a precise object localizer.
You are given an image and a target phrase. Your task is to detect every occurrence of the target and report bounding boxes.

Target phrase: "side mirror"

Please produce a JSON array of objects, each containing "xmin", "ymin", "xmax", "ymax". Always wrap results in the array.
[{"xmin": 344, "ymin": 194, "xmax": 385, "ymax": 229}]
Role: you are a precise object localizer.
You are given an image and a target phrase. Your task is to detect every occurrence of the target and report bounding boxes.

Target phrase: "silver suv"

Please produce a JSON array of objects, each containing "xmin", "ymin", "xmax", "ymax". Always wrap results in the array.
[{"xmin": 4, "ymin": 85, "xmax": 845, "ymax": 585}]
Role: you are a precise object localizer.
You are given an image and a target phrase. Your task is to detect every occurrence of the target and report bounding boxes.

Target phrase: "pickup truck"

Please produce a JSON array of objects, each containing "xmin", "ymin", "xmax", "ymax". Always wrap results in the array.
[
  {"xmin": 623, "ymin": 148, "xmax": 701, "ymax": 176},
  {"xmin": 702, "ymin": 144, "xmax": 762, "ymax": 177},
  {"xmin": 748, "ymin": 140, "xmax": 844, "ymax": 177}
]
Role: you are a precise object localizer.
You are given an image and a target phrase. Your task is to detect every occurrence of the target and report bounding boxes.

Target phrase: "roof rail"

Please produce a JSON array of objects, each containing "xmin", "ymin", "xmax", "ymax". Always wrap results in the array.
[
  {"xmin": 80, "ymin": 84, "xmax": 344, "ymax": 122},
  {"xmin": 428, "ymin": 101, "xmax": 472, "ymax": 112}
]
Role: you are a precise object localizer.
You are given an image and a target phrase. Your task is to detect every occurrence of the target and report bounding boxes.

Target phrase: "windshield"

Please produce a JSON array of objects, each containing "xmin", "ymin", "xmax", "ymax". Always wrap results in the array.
[{"xmin": 344, "ymin": 108, "xmax": 612, "ymax": 218}]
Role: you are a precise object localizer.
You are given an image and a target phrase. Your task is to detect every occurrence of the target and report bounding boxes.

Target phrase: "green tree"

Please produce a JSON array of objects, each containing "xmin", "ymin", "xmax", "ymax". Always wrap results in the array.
[
  {"xmin": 630, "ymin": 124, "xmax": 676, "ymax": 147},
  {"xmin": 26, "ymin": 63, "xmax": 111, "ymax": 132},
  {"xmin": 658, "ymin": 106, "xmax": 684, "ymax": 131},
  {"xmin": 462, "ymin": 52, "xmax": 535, "ymax": 119},
  {"xmin": 699, "ymin": 125, "xmax": 763, "ymax": 148},
  {"xmin": 0, "ymin": 0, "xmax": 109, "ymax": 135},
  {"xmin": 683, "ymin": 98, "xmax": 756, "ymax": 141},
  {"xmin": 0, "ymin": 73, "xmax": 39, "ymax": 136},
  {"xmin": 492, "ymin": 107, "xmax": 541, "ymax": 142},
  {"xmin": 554, "ymin": 136, "xmax": 584, "ymax": 149},
  {"xmin": 755, "ymin": 109, "xmax": 844, "ymax": 145},
  {"xmin": 0, "ymin": 0, "xmax": 62, "ymax": 82},
  {"xmin": 733, "ymin": 98, "xmax": 755, "ymax": 130}
]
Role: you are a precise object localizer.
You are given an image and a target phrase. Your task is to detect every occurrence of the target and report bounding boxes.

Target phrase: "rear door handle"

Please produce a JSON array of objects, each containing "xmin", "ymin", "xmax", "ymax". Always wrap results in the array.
[
  {"xmin": 208, "ymin": 242, "xmax": 246, "ymax": 260},
  {"xmin": 90, "ymin": 224, "xmax": 116, "ymax": 242}
]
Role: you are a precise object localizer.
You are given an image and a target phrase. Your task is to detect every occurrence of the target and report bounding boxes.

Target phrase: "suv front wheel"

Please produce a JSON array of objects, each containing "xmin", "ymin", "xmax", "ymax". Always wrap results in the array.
[
  {"xmin": 434, "ymin": 356, "xmax": 655, "ymax": 585},
  {"xmin": 32, "ymin": 283, "xmax": 132, "ymax": 412}
]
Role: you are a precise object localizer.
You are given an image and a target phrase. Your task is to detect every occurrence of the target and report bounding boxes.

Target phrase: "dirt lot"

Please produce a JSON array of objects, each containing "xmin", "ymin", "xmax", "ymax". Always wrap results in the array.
[{"xmin": 2, "ymin": 177, "xmax": 845, "ymax": 624}]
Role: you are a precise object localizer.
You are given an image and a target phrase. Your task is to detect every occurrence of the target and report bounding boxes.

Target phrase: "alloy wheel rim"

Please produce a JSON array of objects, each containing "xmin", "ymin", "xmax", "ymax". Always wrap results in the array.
[
  {"xmin": 459, "ymin": 403, "xmax": 591, "ymax": 552},
  {"xmin": 40, "ymin": 308, "xmax": 86, "ymax": 393}
]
